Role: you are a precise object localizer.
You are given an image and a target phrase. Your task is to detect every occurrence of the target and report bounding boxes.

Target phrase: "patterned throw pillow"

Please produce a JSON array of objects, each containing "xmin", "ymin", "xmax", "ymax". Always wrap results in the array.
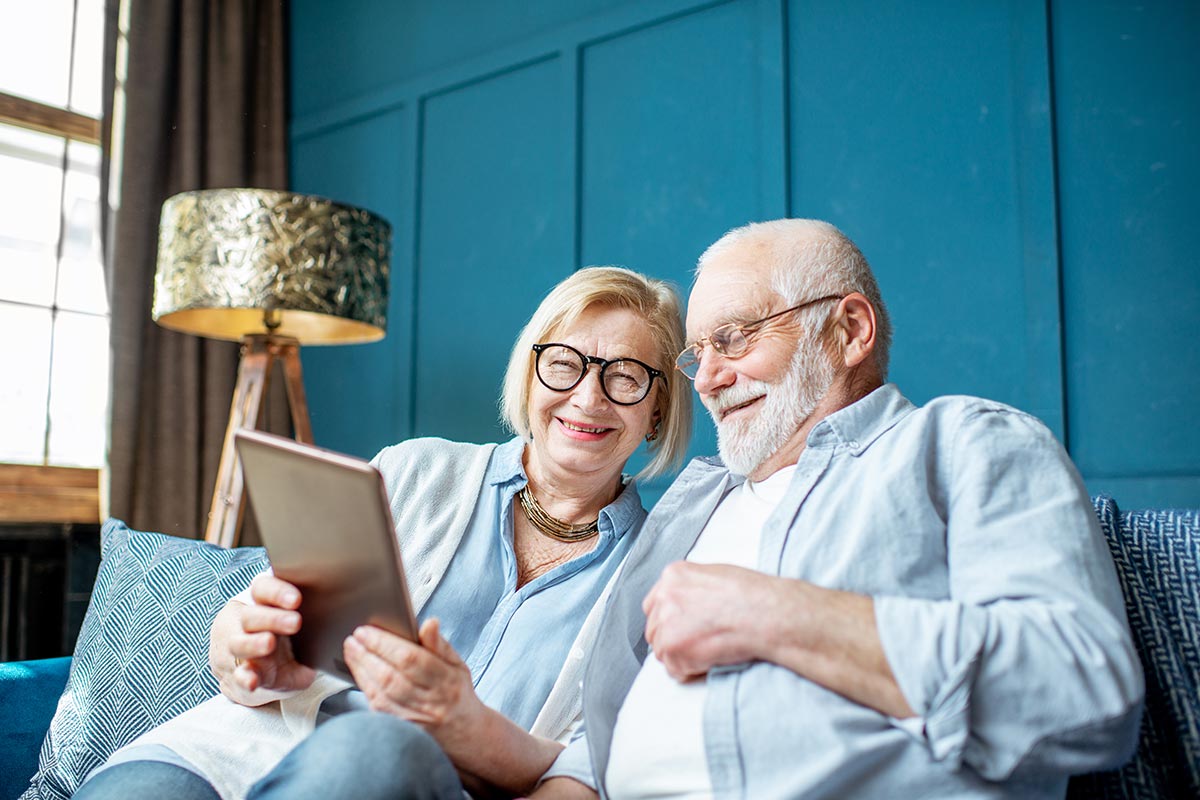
[
  {"xmin": 1066, "ymin": 496, "xmax": 1200, "ymax": 800},
  {"xmin": 20, "ymin": 519, "xmax": 268, "ymax": 800}
]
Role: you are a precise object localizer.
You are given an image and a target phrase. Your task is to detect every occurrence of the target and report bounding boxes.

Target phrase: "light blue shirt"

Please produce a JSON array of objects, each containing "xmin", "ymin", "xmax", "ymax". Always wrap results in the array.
[
  {"xmin": 548, "ymin": 384, "xmax": 1144, "ymax": 799},
  {"xmin": 422, "ymin": 436, "xmax": 644, "ymax": 730}
]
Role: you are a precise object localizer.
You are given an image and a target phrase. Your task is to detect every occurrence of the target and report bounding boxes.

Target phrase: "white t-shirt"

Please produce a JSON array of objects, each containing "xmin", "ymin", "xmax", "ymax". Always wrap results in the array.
[{"xmin": 605, "ymin": 465, "xmax": 795, "ymax": 799}]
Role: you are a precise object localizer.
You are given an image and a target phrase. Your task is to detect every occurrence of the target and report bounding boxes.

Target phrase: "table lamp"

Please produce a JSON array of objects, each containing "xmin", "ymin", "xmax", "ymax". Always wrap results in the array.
[{"xmin": 152, "ymin": 188, "xmax": 391, "ymax": 547}]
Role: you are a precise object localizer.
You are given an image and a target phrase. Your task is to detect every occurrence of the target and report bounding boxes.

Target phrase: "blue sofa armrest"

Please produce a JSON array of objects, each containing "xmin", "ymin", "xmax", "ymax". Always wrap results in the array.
[{"xmin": 0, "ymin": 657, "xmax": 71, "ymax": 800}]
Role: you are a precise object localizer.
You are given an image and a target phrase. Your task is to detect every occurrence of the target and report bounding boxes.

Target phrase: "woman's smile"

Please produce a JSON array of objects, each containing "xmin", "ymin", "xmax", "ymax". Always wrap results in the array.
[{"xmin": 556, "ymin": 416, "xmax": 616, "ymax": 440}]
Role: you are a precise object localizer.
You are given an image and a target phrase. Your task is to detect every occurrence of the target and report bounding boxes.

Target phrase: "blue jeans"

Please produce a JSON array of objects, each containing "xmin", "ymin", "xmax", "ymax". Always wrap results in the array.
[
  {"xmin": 249, "ymin": 711, "xmax": 465, "ymax": 799},
  {"xmin": 73, "ymin": 712, "xmax": 466, "ymax": 800},
  {"xmin": 73, "ymin": 760, "xmax": 219, "ymax": 800}
]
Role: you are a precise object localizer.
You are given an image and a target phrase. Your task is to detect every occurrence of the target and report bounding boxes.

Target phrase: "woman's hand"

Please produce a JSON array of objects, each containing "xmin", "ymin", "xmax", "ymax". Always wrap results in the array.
[
  {"xmin": 344, "ymin": 618, "xmax": 486, "ymax": 755},
  {"xmin": 347, "ymin": 618, "xmax": 567, "ymax": 794},
  {"xmin": 209, "ymin": 573, "xmax": 317, "ymax": 705}
]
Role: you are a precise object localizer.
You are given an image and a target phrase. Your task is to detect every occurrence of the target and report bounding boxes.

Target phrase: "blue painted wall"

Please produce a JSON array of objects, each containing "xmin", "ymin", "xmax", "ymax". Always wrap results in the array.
[{"xmin": 290, "ymin": 0, "xmax": 1199, "ymax": 509}]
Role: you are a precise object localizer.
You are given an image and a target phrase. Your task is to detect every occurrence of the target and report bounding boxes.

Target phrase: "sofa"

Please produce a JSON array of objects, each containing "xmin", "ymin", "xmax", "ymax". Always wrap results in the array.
[{"xmin": 2, "ymin": 498, "xmax": 1197, "ymax": 800}]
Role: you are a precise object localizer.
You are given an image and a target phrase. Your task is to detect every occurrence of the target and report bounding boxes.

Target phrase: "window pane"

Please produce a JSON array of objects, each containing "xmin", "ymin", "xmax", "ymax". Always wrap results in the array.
[
  {"xmin": 0, "ymin": 124, "xmax": 65, "ymax": 306},
  {"xmin": 57, "ymin": 141, "xmax": 107, "ymax": 314},
  {"xmin": 0, "ymin": 1, "xmax": 74, "ymax": 108},
  {"xmin": 0, "ymin": 302, "xmax": 52, "ymax": 464},
  {"xmin": 70, "ymin": 0, "xmax": 105, "ymax": 116},
  {"xmin": 47, "ymin": 310, "xmax": 109, "ymax": 467}
]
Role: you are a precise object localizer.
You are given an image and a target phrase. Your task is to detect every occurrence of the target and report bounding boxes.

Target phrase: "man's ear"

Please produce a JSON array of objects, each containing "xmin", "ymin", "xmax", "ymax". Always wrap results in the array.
[{"xmin": 833, "ymin": 293, "xmax": 876, "ymax": 369}]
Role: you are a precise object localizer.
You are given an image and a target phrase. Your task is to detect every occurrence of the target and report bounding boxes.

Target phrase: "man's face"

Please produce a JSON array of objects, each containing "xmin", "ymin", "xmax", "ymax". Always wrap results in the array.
[{"xmin": 685, "ymin": 251, "xmax": 835, "ymax": 476}]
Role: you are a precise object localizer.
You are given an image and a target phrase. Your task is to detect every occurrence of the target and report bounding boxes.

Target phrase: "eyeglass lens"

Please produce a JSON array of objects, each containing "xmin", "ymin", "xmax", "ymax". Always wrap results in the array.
[
  {"xmin": 676, "ymin": 324, "xmax": 749, "ymax": 379},
  {"xmin": 536, "ymin": 344, "xmax": 653, "ymax": 405}
]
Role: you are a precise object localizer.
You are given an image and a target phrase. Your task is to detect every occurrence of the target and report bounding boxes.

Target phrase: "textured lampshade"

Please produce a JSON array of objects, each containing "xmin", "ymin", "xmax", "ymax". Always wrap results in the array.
[{"xmin": 152, "ymin": 188, "xmax": 391, "ymax": 344}]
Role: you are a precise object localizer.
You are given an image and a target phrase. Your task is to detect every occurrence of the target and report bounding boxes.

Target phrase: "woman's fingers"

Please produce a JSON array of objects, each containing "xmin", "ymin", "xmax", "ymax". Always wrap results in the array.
[
  {"xmin": 224, "ymin": 605, "xmax": 300, "ymax": 679},
  {"xmin": 237, "ymin": 636, "xmax": 316, "ymax": 694},
  {"xmin": 248, "ymin": 574, "xmax": 302, "ymax": 610},
  {"xmin": 240, "ymin": 603, "xmax": 302, "ymax": 636},
  {"xmin": 231, "ymin": 593, "xmax": 307, "ymax": 690},
  {"xmin": 343, "ymin": 635, "xmax": 429, "ymax": 717},
  {"xmin": 212, "ymin": 585, "xmax": 316, "ymax": 703},
  {"xmin": 343, "ymin": 623, "xmax": 474, "ymax": 724},
  {"xmin": 349, "ymin": 625, "xmax": 437, "ymax": 684},
  {"xmin": 233, "ymin": 660, "xmax": 264, "ymax": 692},
  {"xmin": 419, "ymin": 618, "xmax": 467, "ymax": 668},
  {"xmin": 233, "ymin": 630, "xmax": 279, "ymax": 660}
]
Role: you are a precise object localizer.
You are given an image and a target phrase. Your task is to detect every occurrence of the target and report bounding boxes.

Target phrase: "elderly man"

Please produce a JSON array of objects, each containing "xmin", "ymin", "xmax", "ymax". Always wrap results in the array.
[{"xmin": 532, "ymin": 219, "xmax": 1144, "ymax": 799}]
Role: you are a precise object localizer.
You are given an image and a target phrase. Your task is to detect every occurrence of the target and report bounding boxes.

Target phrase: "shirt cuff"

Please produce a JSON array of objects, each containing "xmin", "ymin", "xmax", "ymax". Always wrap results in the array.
[
  {"xmin": 875, "ymin": 594, "xmax": 983, "ymax": 768},
  {"xmin": 540, "ymin": 731, "xmax": 597, "ymax": 790}
]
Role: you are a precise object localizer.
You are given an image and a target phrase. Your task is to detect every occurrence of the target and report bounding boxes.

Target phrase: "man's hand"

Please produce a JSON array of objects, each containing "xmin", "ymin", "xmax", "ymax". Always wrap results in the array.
[
  {"xmin": 344, "ymin": 618, "xmax": 486, "ymax": 756},
  {"xmin": 643, "ymin": 561, "xmax": 776, "ymax": 680},
  {"xmin": 643, "ymin": 561, "xmax": 915, "ymax": 718},
  {"xmin": 209, "ymin": 574, "xmax": 317, "ymax": 705}
]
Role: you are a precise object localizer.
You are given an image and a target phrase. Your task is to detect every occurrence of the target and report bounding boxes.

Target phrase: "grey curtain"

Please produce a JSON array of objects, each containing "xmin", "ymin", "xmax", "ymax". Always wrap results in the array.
[{"xmin": 103, "ymin": 0, "xmax": 291, "ymax": 540}]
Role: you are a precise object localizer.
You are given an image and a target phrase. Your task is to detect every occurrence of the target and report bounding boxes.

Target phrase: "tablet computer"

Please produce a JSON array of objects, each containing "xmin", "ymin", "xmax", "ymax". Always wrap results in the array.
[{"xmin": 234, "ymin": 429, "xmax": 419, "ymax": 681}]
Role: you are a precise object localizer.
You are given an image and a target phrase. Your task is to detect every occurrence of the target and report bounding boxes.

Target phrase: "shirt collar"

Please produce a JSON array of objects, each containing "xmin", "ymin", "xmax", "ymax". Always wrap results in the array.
[
  {"xmin": 488, "ymin": 436, "xmax": 529, "ymax": 485},
  {"xmin": 599, "ymin": 479, "xmax": 645, "ymax": 539},
  {"xmin": 488, "ymin": 436, "xmax": 645, "ymax": 540},
  {"xmin": 806, "ymin": 383, "xmax": 914, "ymax": 455}
]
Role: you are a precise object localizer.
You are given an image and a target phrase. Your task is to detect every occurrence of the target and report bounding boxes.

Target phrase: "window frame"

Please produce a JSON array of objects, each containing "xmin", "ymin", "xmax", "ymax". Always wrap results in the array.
[
  {"xmin": 0, "ymin": 87, "xmax": 104, "ymax": 522},
  {"xmin": 0, "ymin": 91, "xmax": 101, "ymax": 145}
]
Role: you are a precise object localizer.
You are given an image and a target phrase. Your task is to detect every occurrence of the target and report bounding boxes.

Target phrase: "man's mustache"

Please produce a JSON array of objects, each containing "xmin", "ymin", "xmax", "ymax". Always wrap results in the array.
[{"xmin": 703, "ymin": 380, "xmax": 771, "ymax": 421}]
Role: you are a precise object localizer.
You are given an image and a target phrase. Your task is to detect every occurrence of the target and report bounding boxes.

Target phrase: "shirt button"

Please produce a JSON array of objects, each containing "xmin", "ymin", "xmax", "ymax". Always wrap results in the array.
[
  {"xmin": 571, "ymin": 647, "xmax": 585, "ymax": 660},
  {"xmin": 847, "ymin": 440, "xmax": 860, "ymax": 449}
]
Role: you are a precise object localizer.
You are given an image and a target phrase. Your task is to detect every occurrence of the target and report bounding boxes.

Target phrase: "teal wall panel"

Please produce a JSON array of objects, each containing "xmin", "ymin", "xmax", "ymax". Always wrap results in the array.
[
  {"xmin": 289, "ymin": 0, "xmax": 1199, "ymax": 509},
  {"xmin": 579, "ymin": 0, "xmax": 783, "ymax": 496},
  {"xmin": 788, "ymin": 0, "xmax": 1064, "ymax": 436},
  {"xmin": 290, "ymin": 0, "xmax": 637, "ymax": 117},
  {"xmin": 1051, "ymin": 0, "xmax": 1200, "ymax": 509},
  {"xmin": 290, "ymin": 109, "xmax": 413, "ymax": 459},
  {"xmin": 581, "ymin": 1, "xmax": 770, "ymax": 271},
  {"xmin": 413, "ymin": 59, "xmax": 572, "ymax": 445}
]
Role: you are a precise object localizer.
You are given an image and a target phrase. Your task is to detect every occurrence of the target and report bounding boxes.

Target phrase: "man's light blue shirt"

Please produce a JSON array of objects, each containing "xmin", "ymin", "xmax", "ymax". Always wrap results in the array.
[{"xmin": 548, "ymin": 385, "xmax": 1143, "ymax": 799}]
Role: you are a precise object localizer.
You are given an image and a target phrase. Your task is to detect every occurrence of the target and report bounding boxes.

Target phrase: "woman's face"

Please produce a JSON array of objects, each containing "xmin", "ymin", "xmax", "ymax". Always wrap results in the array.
[{"xmin": 526, "ymin": 304, "xmax": 662, "ymax": 487}]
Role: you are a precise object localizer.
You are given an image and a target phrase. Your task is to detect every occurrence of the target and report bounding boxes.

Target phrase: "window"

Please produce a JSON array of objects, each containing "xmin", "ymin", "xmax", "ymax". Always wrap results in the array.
[{"xmin": 0, "ymin": 0, "xmax": 108, "ymax": 469}]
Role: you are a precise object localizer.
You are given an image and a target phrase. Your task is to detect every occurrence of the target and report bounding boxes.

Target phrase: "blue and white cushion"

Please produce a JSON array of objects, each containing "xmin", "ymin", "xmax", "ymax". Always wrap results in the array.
[
  {"xmin": 1066, "ymin": 496, "xmax": 1200, "ymax": 800},
  {"xmin": 20, "ymin": 519, "xmax": 267, "ymax": 800}
]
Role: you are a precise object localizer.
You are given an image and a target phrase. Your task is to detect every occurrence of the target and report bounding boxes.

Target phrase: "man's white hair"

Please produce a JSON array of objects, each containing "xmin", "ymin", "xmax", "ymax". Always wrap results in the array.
[{"xmin": 696, "ymin": 219, "xmax": 892, "ymax": 376}]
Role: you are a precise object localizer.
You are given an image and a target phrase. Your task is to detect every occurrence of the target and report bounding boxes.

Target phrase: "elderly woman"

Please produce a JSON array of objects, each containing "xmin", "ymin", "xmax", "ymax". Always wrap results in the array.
[{"xmin": 73, "ymin": 266, "xmax": 691, "ymax": 800}]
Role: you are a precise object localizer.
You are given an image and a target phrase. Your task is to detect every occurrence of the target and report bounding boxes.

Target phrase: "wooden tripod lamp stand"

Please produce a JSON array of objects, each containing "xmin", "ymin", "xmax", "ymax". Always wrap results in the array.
[{"xmin": 151, "ymin": 188, "xmax": 392, "ymax": 547}]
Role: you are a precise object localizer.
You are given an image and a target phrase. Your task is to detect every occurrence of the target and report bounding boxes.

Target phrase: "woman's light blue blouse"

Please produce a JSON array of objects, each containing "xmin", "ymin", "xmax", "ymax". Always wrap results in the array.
[{"xmin": 420, "ymin": 436, "xmax": 644, "ymax": 730}]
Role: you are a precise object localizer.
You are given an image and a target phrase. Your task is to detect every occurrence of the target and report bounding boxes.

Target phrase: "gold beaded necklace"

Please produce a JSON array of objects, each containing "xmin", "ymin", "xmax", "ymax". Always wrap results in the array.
[{"xmin": 517, "ymin": 485, "xmax": 599, "ymax": 543}]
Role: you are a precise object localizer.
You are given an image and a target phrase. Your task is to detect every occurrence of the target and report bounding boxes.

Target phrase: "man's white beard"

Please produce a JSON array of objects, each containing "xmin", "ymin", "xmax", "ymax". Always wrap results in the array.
[{"xmin": 703, "ymin": 337, "xmax": 835, "ymax": 476}]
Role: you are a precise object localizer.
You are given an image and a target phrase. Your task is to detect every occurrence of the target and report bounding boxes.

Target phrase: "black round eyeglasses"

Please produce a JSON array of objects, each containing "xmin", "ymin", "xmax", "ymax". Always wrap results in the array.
[{"xmin": 532, "ymin": 343, "xmax": 663, "ymax": 406}]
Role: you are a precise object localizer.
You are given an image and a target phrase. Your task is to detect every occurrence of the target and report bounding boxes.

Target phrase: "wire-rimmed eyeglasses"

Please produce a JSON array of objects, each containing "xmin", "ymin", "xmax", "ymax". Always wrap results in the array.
[
  {"xmin": 674, "ymin": 294, "xmax": 843, "ymax": 380},
  {"xmin": 532, "ymin": 343, "xmax": 663, "ymax": 405}
]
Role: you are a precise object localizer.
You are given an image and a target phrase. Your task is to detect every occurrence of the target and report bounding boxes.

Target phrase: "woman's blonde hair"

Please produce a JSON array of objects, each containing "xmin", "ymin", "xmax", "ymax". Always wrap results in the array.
[{"xmin": 500, "ymin": 266, "xmax": 692, "ymax": 480}]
